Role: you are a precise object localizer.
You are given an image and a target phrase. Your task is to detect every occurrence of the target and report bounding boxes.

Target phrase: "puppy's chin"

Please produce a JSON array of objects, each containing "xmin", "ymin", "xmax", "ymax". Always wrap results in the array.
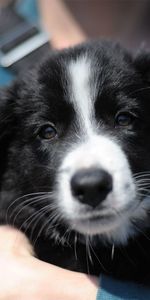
[
  {"xmin": 66, "ymin": 203, "xmax": 138, "ymax": 244},
  {"xmin": 70, "ymin": 214, "xmax": 119, "ymax": 235}
]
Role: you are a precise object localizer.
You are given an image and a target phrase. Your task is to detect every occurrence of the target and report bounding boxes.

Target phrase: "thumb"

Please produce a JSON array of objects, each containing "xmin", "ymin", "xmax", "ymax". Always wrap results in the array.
[{"xmin": 0, "ymin": 225, "xmax": 34, "ymax": 256}]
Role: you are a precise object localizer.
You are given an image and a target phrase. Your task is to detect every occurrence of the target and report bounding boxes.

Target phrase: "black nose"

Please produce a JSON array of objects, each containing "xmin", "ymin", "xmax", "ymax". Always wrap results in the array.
[{"xmin": 71, "ymin": 168, "xmax": 112, "ymax": 208}]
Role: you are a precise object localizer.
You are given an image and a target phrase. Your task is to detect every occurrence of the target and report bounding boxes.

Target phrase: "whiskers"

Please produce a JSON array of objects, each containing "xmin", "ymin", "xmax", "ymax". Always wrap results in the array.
[
  {"xmin": 5, "ymin": 191, "xmax": 65, "ymax": 246},
  {"xmin": 6, "ymin": 192, "xmax": 52, "ymax": 224},
  {"xmin": 31, "ymin": 204, "xmax": 63, "ymax": 247},
  {"xmin": 133, "ymin": 171, "xmax": 150, "ymax": 198},
  {"xmin": 131, "ymin": 220, "xmax": 150, "ymax": 242}
]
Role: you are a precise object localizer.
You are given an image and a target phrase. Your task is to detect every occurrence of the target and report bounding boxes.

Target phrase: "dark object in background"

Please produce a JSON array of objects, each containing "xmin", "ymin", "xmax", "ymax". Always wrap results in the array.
[
  {"xmin": 0, "ymin": 1, "xmax": 50, "ymax": 75},
  {"xmin": 66, "ymin": 0, "xmax": 150, "ymax": 48}
]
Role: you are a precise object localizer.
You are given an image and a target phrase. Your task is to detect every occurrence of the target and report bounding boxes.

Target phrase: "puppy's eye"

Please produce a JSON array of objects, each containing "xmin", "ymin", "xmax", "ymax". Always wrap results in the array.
[
  {"xmin": 115, "ymin": 112, "xmax": 134, "ymax": 127},
  {"xmin": 38, "ymin": 124, "xmax": 57, "ymax": 140}
]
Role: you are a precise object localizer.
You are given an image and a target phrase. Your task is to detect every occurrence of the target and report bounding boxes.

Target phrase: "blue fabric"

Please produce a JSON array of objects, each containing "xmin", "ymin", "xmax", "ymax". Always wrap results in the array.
[
  {"xmin": 0, "ymin": 0, "xmax": 39, "ymax": 87},
  {"xmin": 96, "ymin": 275, "xmax": 150, "ymax": 300},
  {"xmin": 0, "ymin": 69, "xmax": 14, "ymax": 86},
  {"xmin": 16, "ymin": 0, "xmax": 39, "ymax": 22}
]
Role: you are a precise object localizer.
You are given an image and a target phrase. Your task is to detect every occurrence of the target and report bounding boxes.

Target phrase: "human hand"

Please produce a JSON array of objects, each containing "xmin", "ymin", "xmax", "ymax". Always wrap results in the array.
[
  {"xmin": 0, "ymin": 226, "xmax": 98, "ymax": 300},
  {"xmin": 39, "ymin": 0, "xmax": 87, "ymax": 49}
]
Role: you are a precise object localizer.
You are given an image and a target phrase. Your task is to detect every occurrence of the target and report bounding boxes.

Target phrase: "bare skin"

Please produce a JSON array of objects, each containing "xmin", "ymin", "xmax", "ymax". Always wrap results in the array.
[
  {"xmin": 0, "ymin": 226, "xmax": 98, "ymax": 300},
  {"xmin": 38, "ymin": 0, "xmax": 86, "ymax": 48}
]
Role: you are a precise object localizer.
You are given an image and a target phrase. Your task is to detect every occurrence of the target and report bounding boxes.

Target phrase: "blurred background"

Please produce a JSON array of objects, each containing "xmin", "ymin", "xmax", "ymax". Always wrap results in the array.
[
  {"xmin": 65, "ymin": 0, "xmax": 150, "ymax": 48},
  {"xmin": 0, "ymin": 0, "xmax": 150, "ymax": 85},
  {"xmin": 0, "ymin": 0, "xmax": 150, "ymax": 49}
]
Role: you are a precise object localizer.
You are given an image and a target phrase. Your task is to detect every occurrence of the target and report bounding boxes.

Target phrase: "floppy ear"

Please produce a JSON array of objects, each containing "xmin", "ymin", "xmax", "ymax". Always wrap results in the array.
[
  {"xmin": 134, "ymin": 49, "xmax": 150, "ymax": 82},
  {"xmin": 0, "ymin": 86, "xmax": 16, "ymax": 139},
  {"xmin": 0, "ymin": 86, "xmax": 16, "ymax": 182}
]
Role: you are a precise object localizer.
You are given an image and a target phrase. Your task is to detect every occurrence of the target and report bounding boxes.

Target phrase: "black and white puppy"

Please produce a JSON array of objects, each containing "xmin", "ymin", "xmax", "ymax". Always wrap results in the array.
[{"xmin": 0, "ymin": 40, "xmax": 150, "ymax": 283}]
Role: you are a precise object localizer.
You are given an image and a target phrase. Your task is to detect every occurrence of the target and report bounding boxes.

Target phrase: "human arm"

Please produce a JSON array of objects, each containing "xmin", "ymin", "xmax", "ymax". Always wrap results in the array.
[
  {"xmin": 0, "ymin": 225, "xmax": 98, "ymax": 300},
  {"xmin": 38, "ymin": 0, "xmax": 86, "ymax": 49}
]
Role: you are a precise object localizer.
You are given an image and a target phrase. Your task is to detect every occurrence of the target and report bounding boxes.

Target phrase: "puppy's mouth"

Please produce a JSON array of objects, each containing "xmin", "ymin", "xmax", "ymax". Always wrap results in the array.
[
  {"xmin": 69, "ymin": 201, "xmax": 137, "ymax": 237},
  {"xmin": 70, "ymin": 211, "xmax": 121, "ymax": 236}
]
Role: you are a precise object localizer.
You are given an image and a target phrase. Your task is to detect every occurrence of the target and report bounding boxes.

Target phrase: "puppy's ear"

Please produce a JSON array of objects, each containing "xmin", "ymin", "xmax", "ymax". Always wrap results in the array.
[
  {"xmin": 134, "ymin": 49, "xmax": 150, "ymax": 82},
  {"xmin": 0, "ymin": 87, "xmax": 15, "ymax": 140},
  {"xmin": 0, "ymin": 85, "xmax": 16, "ymax": 180}
]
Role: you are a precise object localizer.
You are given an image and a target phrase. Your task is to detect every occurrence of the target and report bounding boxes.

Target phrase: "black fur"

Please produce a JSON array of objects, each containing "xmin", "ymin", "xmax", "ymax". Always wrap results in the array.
[{"xmin": 1, "ymin": 40, "xmax": 150, "ymax": 283}]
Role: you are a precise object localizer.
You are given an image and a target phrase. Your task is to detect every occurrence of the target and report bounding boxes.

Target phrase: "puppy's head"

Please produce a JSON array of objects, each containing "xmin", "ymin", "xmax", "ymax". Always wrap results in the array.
[{"xmin": 1, "ymin": 40, "xmax": 150, "ymax": 245}]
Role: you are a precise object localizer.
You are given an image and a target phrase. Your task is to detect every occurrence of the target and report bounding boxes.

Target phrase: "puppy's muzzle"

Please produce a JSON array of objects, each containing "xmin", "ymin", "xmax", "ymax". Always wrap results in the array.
[{"xmin": 71, "ymin": 168, "xmax": 113, "ymax": 208}]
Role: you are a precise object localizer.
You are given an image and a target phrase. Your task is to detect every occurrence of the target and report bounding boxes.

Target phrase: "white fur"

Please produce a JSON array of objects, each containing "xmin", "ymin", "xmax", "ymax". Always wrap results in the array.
[
  {"xmin": 57, "ymin": 135, "xmax": 136, "ymax": 244},
  {"xmin": 68, "ymin": 56, "xmax": 95, "ymax": 135},
  {"xmin": 56, "ymin": 56, "xmax": 137, "ymax": 245}
]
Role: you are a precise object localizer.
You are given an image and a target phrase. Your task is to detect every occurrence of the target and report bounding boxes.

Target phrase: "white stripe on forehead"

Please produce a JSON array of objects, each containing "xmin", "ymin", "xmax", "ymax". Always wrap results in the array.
[{"xmin": 68, "ymin": 56, "xmax": 95, "ymax": 135}]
